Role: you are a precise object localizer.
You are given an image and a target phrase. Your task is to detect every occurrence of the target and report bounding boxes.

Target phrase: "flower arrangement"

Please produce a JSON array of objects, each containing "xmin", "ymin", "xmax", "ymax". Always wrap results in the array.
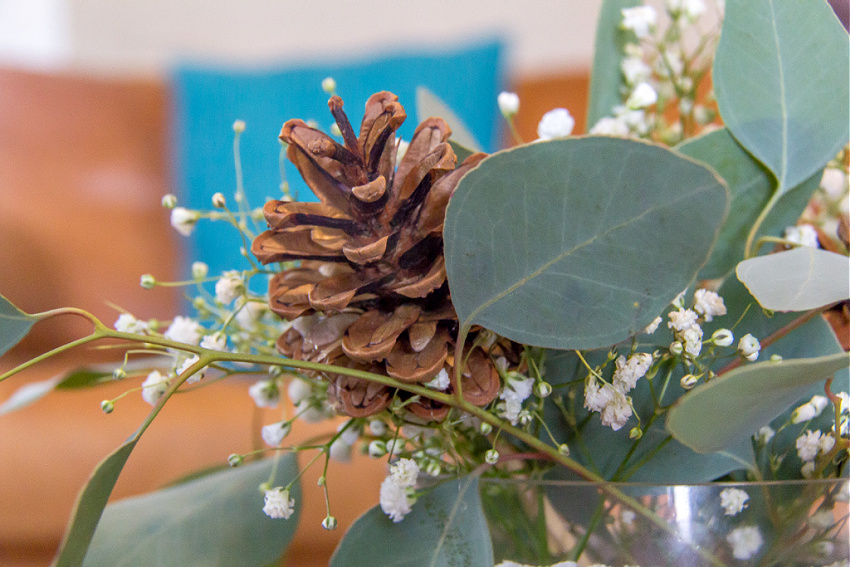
[{"xmin": 1, "ymin": 1, "xmax": 849, "ymax": 566}]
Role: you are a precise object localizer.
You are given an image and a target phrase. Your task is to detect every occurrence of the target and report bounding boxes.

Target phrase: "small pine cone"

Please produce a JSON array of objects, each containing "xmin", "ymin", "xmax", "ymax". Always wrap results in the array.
[{"xmin": 252, "ymin": 91, "xmax": 515, "ymax": 419}]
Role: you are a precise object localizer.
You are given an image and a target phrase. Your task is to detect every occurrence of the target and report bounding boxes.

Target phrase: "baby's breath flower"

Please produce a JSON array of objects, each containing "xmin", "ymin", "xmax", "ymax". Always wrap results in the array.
[
  {"xmin": 232, "ymin": 119, "xmax": 245, "ymax": 133},
  {"xmin": 424, "ymin": 368, "xmax": 450, "ymax": 391},
  {"xmin": 737, "ymin": 334, "xmax": 761, "ymax": 362},
  {"xmin": 368, "ymin": 440, "xmax": 387, "ymax": 458},
  {"xmin": 589, "ymin": 116, "xmax": 629, "ymax": 137},
  {"xmin": 819, "ymin": 432, "xmax": 835, "ymax": 454},
  {"xmin": 621, "ymin": 56, "xmax": 652, "ymax": 85},
  {"xmin": 711, "ymin": 328, "xmax": 734, "ymax": 347},
  {"xmin": 693, "ymin": 289, "xmax": 726, "ymax": 321},
  {"xmin": 621, "ymin": 5, "xmax": 657, "ymax": 38},
  {"xmin": 369, "ymin": 419, "xmax": 387, "ymax": 437},
  {"xmin": 668, "ymin": 308, "xmax": 699, "ymax": 332},
  {"xmin": 211, "ymin": 192, "xmax": 226, "ymax": 208},
  {"xmin": 801, "ymin": 460, "xmax": 816, "ymax": 478},
  {"xmin": 329, "ymin": 437, "xmax": 353, "ymax": 462},
  {"xmin": 161, "ymin": 193, "xmax": 177, "ymax": 208},
  {"xmin": 200, "ymin": 332, "xmax": 227, "ymax": 352},
  {"xmin": 719, "ymin": 487, "xmax": 749, "ymax": 516},
  {"xmin": 791, "ymin": 395, "xmax": 829, "ymax": 423},
  {"xmin": 235, "ymin": 301, "xmax": 265, "ymax": 331},
  {"xmin": 322, "ymin": 516, "xmax": 338, "ymax": 530},
  {"xmin": 643, "ymin": 316, "xmax": 662, "ymax": 334},
  {"xmin": 485, "ymin": 449, "xmax": 500, "ymax": 464},
  {"xmin": 796, "ymin": 429, "xmax": 822, "ymax": 462},
  {"xmin": 215, "ymin": 270, "xmax": 244, "ymax": 304},
  {"xmin": 681, "ymin": 325, "xmax": 703, "ymax": 357},
  {"xmin": 390, "ymin": 458, "xmax": 420, "ymax": 489},
  {"xmin": 396, "ymin": 138, "xmax": 410, "ymax": 161},
  {"xmin": 784, "ymin": 224, "xmax": 820, "ymax": 248},
  {"xmin": 191, "ymin": 261, "xmax": 209, "ymax": 279},
  {"xmin": 114, "ymin": 313, "xmax": 148, "ymax": 334},
  {"xmin": 261, "ymin": 421, "xmax": 291, "ymax": 447},
  {"xmin": 612, "ymin": 352, "xmax": 653, "ymax": 392},
  {"xmin": 176, "ymin": 355, "xmax": 204, "ymax": 383},
  {"xmin": 667, "ymin": 0, "xmax": 706, "ymax": 20},
  {"xmin": 321, "ymin": 76, "xmax": 336, "ymax": 94},
  {"xmin": 497, "ymin": 91, "xmax": 520, "ymax": 117},
  {"xmin": 140, "ymin": 274, "xmax": 156, "ymax": 289},
  {"xmin": 536, "ymin": 108, "xmax": 575, "ymax": 140},
  {"xmin": 164, "ymin": 316, "xmax": 204, "ymax": 345},
  {"xmin": 287, "ymin": 378, "xmax": 312, "ymax": 405},
  {"xmin": 726, "ymin": 525, "xmax": 763, "ymax": 560},
  {"xmin": 669, "ymin": 341, "xmax": 684, "ymax": 356},
  {"xmin": 100, "ymin": 400, "xmax": 114, "ymax": 414},
  {"xmin": 141, "ymin": 370, "xmax": 169, "ymax": 406},
  {"xmin": 680, "ymin": 374, "xmax": 699, "ymax": 389},
  {"xmin": 249, "ymin": 379, "xmax": 280, "ymax": 408},
  {"xmin": 626, "ymin": 81, "xmax": 658, "ymax": 109},
  {"xmin": 263, "ymin": 487, "xmax": 295, "ymax": 519},
  {"xmin": 170, "ymin": 207, "xmax": 200, "ymax": 237},
  {"xmin": 379, "ymin": 476, "xmax": 414, "ymax": 523}
]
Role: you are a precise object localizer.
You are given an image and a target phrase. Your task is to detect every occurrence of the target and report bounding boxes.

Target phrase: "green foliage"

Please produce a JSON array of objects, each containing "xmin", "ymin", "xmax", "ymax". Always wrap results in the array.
[
  {"xmin": 82, "ymin": 457, "xmax": 300, "ymax": 567},
  {"xmin": 331, "ymin": 476, "xmax": 493, "ymax": 567},
  {"xmin": 444, "ymin": 136, "xmax": 728, "ymax": 350},
  {"xmin": 585, "ymin": 0, "xmax": 641, "ymax": 128},
  {"xmin": 415, "ymin": 86, "xmax": 483, "ymax": 153},
  {"xmin": 676, "ymin": 129, "xmax": 822, "ymax": 279},
  {"xmin": 714, "ymin": 0, "xmax": 850, "ymax": 193},
  {"xmin": 0, "ymin": 293, "xmax": 36, "ymax": 358},
  {"xmin": 53, "ymin": 441, "xmax": 139, "ymax": 567},
  {"xmin": 736, "ymin": 247, "xmax": 850, "ymax": 312},
  {"xmin": 667, "ymin": 351, "xmax": 850, "ymax": 454}
]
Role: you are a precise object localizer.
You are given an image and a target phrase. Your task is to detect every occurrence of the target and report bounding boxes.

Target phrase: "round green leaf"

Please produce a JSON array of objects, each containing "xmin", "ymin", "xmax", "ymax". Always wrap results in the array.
[
  {"xmin": 83, "ymin": 456, "xmax": 300, "ymax": 567},
  {"xmin": 0, "ymin": 293, "xmax": 36, "ymax": 358},
  {"xmin": 714, "ymin": 0, "xmax": 850, "ymax": 193},
  {"xmin": 736, "ymin": 247, "xmax": 850, "ymax": 312},
  {"xmin": 667, "ymin": 352, "xmax": 850, "ymax": 454},
  {"xmin": 331, "ymin": 476, "xmax": 492, "ymax": 567},
  {"xmin": 444, "ymin": 137, "xmax": 729, "ymax": 350}
]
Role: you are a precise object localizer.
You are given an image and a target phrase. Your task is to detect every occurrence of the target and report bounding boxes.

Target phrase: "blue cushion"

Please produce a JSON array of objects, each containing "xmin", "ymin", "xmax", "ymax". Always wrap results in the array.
[{"xmin": 170, "ymin": 40, "xmax": 504, "ymax": 285}]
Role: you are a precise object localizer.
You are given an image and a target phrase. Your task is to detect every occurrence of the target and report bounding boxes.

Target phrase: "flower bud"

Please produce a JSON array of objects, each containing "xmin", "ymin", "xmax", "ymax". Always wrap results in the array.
[
  {"xmin": 232, "ymin": 119, "xmax": 246, "ymax": 133},
  {"xmin": 669, "ymin": 341, "xmax": 684, "ymax": 356},
  {"xmin": 426, "ymin": 461, "xmax": 442, "ymax": 477},
  {"xmin": 479, "ymin": 422, "xmax": 493, "ymax": 435},
  {"xmin": 535, "ymin": 381, "xmax": 553, "ymax": 398},
  {"xmin": 321, "ymin": 76, "xmax": 336, "ymax": 94},
  {"xmin": 497, "ymin": 91, "xmax": 520, "ymax": 117},
  {"xmin": 212, "ymin": 192, "xmax": 226, "ymax": 208},
  {"xmin": 711, "ymin": 328, "xmax": 734, "ymax": 347},
  {"xmin": 485, "ymin": 449, "xmax": 500, "ymax": 465},
  {"xmin": 140, "ymin": 274, "xmax": 156, "ymax": 289},
  {"xmin": 322, "ymin": 516, "xmax": 338, "ymax": 530},
  {"xmin": 227, "ymin": 454, "xmax": 243, "ymax": 467},
  {"xmin": 770, "ymin": 354, "xmax": 783, "ymax": 362},
  {"xmin": 737, "ymin": 334, "xmax": 761, "ymax": 362},
  {"xmin": 558, "ymin": 444, "xmax": 570, "ymax": 456},
  {"xmin": 191, "ymin": 261, "xmax": 209, "ymax": 279},
  {"xmin": 317, "ymin": 476, "xmax": 326, "ymax": 487},
  {"xmin": 100, "ymin": 400, "xmax": 114, "ymax": 414},
  {"xmin": 680, "ymin": 374, "xmax": 699, "ymax": 389},
  {"xmin": 629, "ymin": 427, "xmax": 643, "ymax": 439},
  {"xmin": 112, "ymin": 367, "xmax": 126, "ymax": 380},
  {"xmin": 369, "ymin": 419, "xmax": 387, "ymax": 436},
  {"xmin": 161, "ymin": 193, "xmax": 178, "ymax": 209},
  {"xmin": 329, "ymin": 123, "xmax": 342, "ymax": 137},
  {"xmin": 368, "ymin": 440, "xmax": 387, "ymax": 458}
]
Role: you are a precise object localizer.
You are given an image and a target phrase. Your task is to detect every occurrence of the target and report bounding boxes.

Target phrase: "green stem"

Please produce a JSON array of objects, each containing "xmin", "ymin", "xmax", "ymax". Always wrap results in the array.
[
  {"xmin": 571, "ymin": 498, "xmax": 608, "ymax": 561},
  {"xmin": 0, "ymin": 333, "xmax": 100, "ymax": 383},
  {"xmin": 744, "ymin": 190, "xmax": 782, "ymax": 258}
]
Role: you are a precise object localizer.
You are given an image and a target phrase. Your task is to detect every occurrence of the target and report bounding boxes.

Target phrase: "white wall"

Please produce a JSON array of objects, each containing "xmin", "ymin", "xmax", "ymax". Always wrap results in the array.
[{"xmin": 0, "ymin": 0, "xmax": 603, "ymax": 77}]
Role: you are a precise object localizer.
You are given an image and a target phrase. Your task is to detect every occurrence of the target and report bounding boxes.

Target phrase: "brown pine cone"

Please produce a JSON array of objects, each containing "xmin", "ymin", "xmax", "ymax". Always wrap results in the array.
[{"xmin": 252, "ymin": 91, "xmax": 517, "ymax": 420}]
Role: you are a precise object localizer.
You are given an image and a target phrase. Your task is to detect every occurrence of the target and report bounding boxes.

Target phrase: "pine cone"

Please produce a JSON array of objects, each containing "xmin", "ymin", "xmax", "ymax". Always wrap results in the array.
[{"xmin": 252, "ymin": 92, "xmax": 516, "ymax": 420}]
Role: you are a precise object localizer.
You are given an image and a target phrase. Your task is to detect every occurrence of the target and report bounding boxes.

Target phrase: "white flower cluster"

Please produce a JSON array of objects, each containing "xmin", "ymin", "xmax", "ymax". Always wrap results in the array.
[
  {"xmin": 494, "ymin": 561, "xmax": 579, "ymax": 567},
  {"xmin": 784, "ymin": 224, "xmax": 820, "ymax": 248},
  {"xmin": 584, "ymin": 352, "xmax": 652, "ymax": 431},
  {"xmin": 114, "ymin": 313, "xmax": 149, "ymax": 335},
  {"xmin": 666, "ymin": 289, "xmax": 732, "ymax": 361},
  {"xmin": 795, "ymin": 429, "xmax": 836, "ymax": 476},
  {"xmin": 263, "ymin": 487, "xmax": 295, "ymax": 519},
  {"xmin": 725, "ymin": 525, "xmax": 763, "ymax": 560},
  {"xmin": 498, "ymin": 372, "xmax": 535, "ymax": 425},
  {"xmin": 379, "ymin": 458, "xmax": 420, "ymax": 523},
  {"xmin": 718, "ymin": 487, "xmax": 749, "ymax": 516}
]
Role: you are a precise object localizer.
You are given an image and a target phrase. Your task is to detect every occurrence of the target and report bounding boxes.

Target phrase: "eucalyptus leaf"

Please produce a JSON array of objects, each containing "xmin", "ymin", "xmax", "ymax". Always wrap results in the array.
[
  {"xmin": 677, "ymin": 128, "xmax": 821, "ymax": 279},
  {"xmin": 736, "ymin": 247, "xmax": 850, "ymax": 312},
  {"xmin": 415, "ymin": 87, "xmax": 483, "ymax": 152},
  {"xmin": 0, "ymin": 376, "xmax": 61, "ymax": 415},
  {"xmin": 667, "ymin": 352, "xmax": 850, "ymax": 454},
  {"xmin": 0, "ymin": 293, "xmax": 36, "ymax": 358},
  {"xmin": 83, "ymin": 457, "xmax": 300, "ymax": 567},
  {"xmin": 586, "ymin": 0, "xmax": 641, "ymax": 129},
  {"xmin": 714, "ymin": 0, "xmax": 850, "ymax": 192},
  {"xmin": 331, "ymin": 476, "xmax": 492, "ymax": 567},
  {"xmin": 53, "ymin": 440, "xmax": 139, "ymax": 567},
  {"xmin": 444, "ymin": 137, "xmax": 728, "ymax": 350}
]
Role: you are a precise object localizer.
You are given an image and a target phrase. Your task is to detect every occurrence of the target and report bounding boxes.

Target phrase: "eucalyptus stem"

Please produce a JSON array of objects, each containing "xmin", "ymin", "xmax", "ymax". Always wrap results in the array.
[{"xmin": 744, "ymin": 190, "xmax": 782, "ymax": 258}]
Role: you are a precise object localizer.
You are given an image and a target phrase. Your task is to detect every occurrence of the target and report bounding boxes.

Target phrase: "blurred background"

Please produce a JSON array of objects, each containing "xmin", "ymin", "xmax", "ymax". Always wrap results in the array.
[{"xmin": 0, "ymin": 1, "xmax": 602, "ymax": 565}]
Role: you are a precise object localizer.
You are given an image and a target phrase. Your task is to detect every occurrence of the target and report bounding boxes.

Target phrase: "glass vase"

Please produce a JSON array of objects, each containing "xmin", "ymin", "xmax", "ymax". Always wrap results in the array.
[{"xmin": 480, "ymin": 477, "xmax": 849, "ymax": 567}]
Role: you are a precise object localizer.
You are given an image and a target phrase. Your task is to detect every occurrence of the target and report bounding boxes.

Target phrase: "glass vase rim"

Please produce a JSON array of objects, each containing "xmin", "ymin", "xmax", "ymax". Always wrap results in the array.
[{"xmin": 476, "ymin": 475, "xmax": 849, "ymax": 489}]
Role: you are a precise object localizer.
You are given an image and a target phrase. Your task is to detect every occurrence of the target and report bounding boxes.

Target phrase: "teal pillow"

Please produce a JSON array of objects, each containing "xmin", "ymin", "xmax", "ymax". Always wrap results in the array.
[{"xmin": 170, "ymin": 40, "xmax": 504, "ymax": 285}]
